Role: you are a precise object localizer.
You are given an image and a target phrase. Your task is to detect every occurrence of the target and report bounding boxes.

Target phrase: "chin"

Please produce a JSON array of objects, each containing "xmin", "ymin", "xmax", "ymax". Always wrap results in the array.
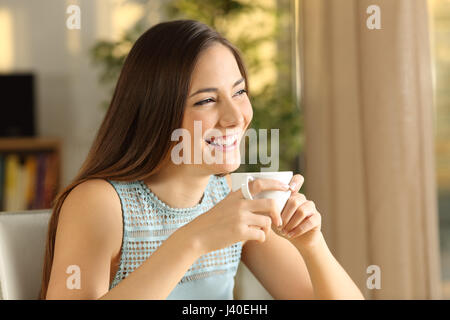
[
  {"xmin": 211, "ymin": 163, "xmax": 241, "ymax": 175},
  {"xmin": 204, "ymin": 156, "xmax": 241, "ymax": 175}
]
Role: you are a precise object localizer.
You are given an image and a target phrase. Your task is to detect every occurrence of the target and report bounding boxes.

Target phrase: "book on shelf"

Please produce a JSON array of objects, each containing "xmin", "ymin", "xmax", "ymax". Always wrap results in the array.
[
  {"xmin": 0, "ymin": 152, "xmax": 58, "ymax": 212},
  {"xmin": 0, "ymin": 155, "xmax": 5, "ymax": 210},
  {"xmin": 25, "ymin": 154, "xmax": 37, "ymax": 209}
]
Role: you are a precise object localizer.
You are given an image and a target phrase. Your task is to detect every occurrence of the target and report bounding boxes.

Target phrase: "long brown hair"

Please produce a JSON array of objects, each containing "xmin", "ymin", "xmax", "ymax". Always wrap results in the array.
[{"xmin": 39, "ymin": 19, "xmax": 250, "ymax": 299}]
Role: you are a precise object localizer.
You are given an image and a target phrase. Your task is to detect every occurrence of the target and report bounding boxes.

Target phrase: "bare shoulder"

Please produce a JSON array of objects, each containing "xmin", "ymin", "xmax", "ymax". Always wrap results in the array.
[
  {"xmin": 58, "ymin": 178, "xmax": 123, "ymax": 255},
  {"xmin": 61, "ymin": 178, "xmax": 121, "ymax": 222},
  {"xmin": 62, "ymin": 178, "xmax": 121, "ymax": 210},
  {"xmin": 47, "ymin": 178, "xmax": 123, "ymax": 299}
]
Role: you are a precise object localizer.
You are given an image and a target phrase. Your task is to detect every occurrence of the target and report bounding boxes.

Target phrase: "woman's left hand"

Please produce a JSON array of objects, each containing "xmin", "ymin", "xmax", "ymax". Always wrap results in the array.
[{"xmin": 276, "ymin": 174, "xmax": 323, "ymax": 250}]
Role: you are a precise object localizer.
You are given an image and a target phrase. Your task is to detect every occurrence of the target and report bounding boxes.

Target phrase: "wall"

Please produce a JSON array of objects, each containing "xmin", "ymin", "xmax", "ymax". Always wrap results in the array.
[{"xmin": 0, "ymin": 0, "xmax": 153, "ymax": 187}]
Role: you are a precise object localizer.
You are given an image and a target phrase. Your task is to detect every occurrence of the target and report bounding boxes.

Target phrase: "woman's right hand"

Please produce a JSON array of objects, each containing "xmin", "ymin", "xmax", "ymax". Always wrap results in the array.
[{"xmin": 180, "ymin": 178, "xmax": 291, "ymax": 255}]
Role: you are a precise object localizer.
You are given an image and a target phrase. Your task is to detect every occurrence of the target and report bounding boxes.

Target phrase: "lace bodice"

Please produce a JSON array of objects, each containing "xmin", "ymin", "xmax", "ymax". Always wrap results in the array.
[{"xmin": 106, "ymin": 174, "xmax": 242, "ymax": 299}]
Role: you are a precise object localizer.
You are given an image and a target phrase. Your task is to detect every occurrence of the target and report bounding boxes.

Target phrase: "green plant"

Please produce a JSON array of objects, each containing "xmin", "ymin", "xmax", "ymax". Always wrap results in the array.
[
  {"xmin": 90, "ymin": 20, "xmax": 146, "ymax": 109},
  {"xmin": 90, "ymin": 0, "xmax": 303, "ymax": 172}
]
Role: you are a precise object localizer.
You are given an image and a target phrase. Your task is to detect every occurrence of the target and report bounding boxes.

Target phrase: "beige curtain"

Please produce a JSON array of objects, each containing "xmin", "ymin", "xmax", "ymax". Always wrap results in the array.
[{"xmin": 298, "ymin": 0, "xmax": 441, "ymax": 299}]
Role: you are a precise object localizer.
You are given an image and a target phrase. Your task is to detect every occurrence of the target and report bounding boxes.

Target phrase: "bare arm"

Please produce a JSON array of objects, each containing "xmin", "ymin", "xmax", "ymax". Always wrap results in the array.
[
  {"xmin": 293, "ymin": 232, "xmax": 364, "ymax": 300},
  {"xmin": 226, "ymin": 174, "xmax": 363, "ymax": 300},
  {"xmin": 45, "ymin": 179, "xmax": 201, "ymax": 300},
  {"xmin": 241, "ymin": 228, "xmax": 315, "ymax": 300},
  {"xmin": 100, "ymin": 227, "xmax": 200, "ymax": 300}
]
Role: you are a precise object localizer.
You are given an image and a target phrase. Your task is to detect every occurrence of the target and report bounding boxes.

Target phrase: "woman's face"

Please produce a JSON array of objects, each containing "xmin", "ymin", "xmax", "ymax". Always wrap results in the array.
[{"xmin": 180, "ymin": 43, "xmax": 253, "ymax": 175}]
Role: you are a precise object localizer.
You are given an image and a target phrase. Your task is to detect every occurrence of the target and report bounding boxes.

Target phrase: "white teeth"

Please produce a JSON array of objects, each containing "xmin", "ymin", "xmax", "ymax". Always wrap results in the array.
[{"xmin": 206, "ymin": 134, "xmax": 238, "ymax": 146}]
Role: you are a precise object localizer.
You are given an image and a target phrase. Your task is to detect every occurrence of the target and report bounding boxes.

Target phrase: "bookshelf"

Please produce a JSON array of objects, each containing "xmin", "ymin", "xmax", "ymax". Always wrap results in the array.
[{"xmin": 0, "ymin": 137, "xmax": 61, "ymax": 212}]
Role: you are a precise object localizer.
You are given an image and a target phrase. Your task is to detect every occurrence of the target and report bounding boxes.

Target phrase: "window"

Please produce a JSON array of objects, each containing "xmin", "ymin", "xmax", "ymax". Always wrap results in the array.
[{"xmin": 429, "ymin": 0, "xmax": 450, "ymax": 299}]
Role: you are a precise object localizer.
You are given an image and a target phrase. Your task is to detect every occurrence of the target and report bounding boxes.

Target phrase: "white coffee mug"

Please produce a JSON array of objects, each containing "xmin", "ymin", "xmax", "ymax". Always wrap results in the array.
[{"xmin": 230, "ymin": 171, "xmax": 293, "ymax": 217}]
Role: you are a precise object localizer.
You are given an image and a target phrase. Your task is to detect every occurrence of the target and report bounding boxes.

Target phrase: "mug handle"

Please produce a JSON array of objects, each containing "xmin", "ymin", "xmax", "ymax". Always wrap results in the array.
[{"xmin": 241, "ymin": 176, "xmax": 255, "ymax": 200}]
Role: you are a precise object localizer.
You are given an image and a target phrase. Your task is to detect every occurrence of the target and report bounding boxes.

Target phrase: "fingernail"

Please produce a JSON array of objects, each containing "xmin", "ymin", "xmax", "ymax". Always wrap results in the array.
[{"xmin": 289, "ymin": 182, "xmax": 297, "ymax": 191}]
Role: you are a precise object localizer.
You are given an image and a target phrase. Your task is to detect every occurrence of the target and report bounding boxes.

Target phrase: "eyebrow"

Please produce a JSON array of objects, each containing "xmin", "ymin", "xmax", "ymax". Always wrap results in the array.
[{"xmin": 188, "ymin": 77, "xmax": 245, "ymax": 98}]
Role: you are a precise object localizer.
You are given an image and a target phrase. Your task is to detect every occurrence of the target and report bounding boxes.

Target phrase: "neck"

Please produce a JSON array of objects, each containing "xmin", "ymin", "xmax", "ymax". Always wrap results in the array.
[{"xmin": 144, "ymin": 162, "xmax": 211, "ymax": 208}]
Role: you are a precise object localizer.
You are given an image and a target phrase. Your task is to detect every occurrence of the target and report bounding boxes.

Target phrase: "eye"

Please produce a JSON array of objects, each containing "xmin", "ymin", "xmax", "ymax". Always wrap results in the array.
[
  {"xmin": 193, "ymin": 89, "xmax": 247, "ymax": 106},
  {"xmin": 234, "ymin": 89, "xmax": 247, "ymax": 96},
  {"xmin": 194, "ymin": 98, "xmax": 215, "ymax": 106}
]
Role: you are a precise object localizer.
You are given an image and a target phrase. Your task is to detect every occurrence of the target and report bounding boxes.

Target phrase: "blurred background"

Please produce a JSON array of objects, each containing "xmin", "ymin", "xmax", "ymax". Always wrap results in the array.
[
  {"xmin": 0, "ymin": 0, "xmax": 448, "ymax": 300},
  {"xmin": 430, "ymin": 0, "xmax": 450, "ymax": 299}
]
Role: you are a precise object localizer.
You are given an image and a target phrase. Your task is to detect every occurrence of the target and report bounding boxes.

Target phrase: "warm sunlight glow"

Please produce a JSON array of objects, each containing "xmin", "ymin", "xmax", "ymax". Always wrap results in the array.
[
  {"xmin": 112, "ymin": 0, "xmax": 144, "ymax": 40},
  {"xmin": 225, "ymin": 0, "xmax": 277, "ymax": 94},
  {"xmin": 0, "ymin": 8, "xmax": 14, "ymax": 71}
]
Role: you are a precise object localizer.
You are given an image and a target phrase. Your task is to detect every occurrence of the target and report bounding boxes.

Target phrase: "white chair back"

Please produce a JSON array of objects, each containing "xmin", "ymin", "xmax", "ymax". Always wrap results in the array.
[{"xmin": 0, "ymin": 210, "xmax": 51, "ymax": 300}]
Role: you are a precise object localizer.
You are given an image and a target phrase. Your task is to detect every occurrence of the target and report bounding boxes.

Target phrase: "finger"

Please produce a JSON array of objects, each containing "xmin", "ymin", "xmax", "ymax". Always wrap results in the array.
[
  {"xmin": 283, "ymin": 200, "xmax": 316, "ymax": 233},
  {"xmin": 245, "ymin": 198, "xmax": 281, "ymax": 227},
  {"xmin": 246, "ymin": 225, "xmax": 267, "ymax": 243},
  {"xmin": 248, "ymin": 178, "xmax": 290, "ymax": 197},
  {"xmin": 246, "ymin": 212, "xmax": 272, "ymax": 235},
  {"xmin": 286, "ymin": 211, "xmax": 321, "ymax": 238},
  {"xmin": 288, "ymin": 174, "xmax": 305, "ymax": 193},
  {"xmin": 280, "ymin": 193, "xmax": 307, "ymax": 229}
]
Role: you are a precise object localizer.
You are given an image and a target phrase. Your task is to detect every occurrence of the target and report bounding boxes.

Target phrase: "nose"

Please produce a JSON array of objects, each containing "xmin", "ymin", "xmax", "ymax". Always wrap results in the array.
[{"xmin": 218, "ymin": 98, "xmax": 245, "ymax": 128}]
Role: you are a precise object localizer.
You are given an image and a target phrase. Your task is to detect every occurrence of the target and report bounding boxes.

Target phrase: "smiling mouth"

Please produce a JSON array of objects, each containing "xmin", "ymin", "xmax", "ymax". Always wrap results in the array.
[{"xmin": 205, "ymin": 134, "xmax": 239, "ymax": 151}]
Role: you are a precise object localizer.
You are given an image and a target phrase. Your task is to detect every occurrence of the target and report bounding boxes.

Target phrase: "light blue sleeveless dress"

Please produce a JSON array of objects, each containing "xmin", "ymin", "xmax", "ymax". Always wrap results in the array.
[{"xmin": 106, "ymin": 175, "xmax": 242, "ymax": 299}]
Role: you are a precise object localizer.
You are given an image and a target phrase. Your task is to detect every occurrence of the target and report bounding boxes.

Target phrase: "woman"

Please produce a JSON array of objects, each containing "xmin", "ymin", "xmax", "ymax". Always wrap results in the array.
[{"xmin": 41, "ymin": 19, "xmax": 364, "ymax": 300}]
